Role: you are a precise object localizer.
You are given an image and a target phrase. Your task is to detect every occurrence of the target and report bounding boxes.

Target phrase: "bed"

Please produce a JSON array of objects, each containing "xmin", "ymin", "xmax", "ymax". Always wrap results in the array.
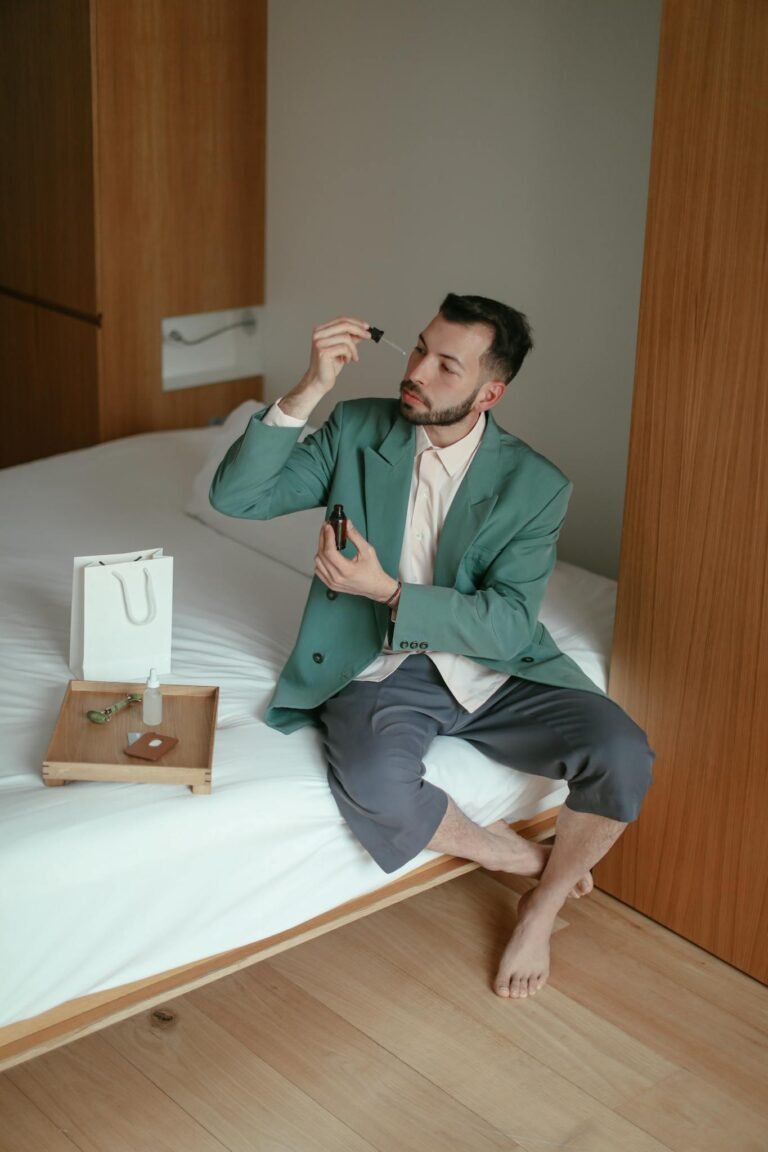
[{"xmin": 0, "ymin": 400, "xmax": 617, "ymax": 1068}]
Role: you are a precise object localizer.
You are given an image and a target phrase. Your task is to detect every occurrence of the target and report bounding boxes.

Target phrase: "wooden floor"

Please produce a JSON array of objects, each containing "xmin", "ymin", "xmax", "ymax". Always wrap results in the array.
[{"xmin": 1, "ymin": 872, "xmax": 766, "ymax": 1152}]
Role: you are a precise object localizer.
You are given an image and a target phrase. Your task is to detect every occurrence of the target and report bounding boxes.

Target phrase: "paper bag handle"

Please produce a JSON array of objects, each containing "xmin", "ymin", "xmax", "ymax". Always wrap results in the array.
[{"xmin": 112, "ymin": 568, "xmax": 157, "ymax": 626}]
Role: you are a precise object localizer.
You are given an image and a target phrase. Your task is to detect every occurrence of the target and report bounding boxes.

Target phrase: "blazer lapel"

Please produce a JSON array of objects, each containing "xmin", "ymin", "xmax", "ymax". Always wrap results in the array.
[
  {"xmin": 433, "ymin": 415, "xmax": 500, "ymax": 586},
  {"xmin": 363, "ymin": 417, "xmax": 416, "ymax": 579}
]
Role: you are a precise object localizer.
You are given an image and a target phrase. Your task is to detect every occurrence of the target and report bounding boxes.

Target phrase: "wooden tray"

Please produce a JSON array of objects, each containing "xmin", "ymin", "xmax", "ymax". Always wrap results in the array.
[{"xmin": 43, "ymin": 681, "xmax": 219, "ymax": 794}]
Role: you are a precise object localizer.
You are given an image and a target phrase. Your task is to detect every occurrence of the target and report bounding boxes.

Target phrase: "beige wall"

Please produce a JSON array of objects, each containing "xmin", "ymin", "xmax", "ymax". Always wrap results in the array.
[{"xmin": 264, "ymin": 0, "xmax": 661, "ymax": 578}]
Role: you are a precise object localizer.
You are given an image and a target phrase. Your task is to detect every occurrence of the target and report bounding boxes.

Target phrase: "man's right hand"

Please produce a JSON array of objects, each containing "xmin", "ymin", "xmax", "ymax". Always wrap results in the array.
[
  {"xmin": 302, "ymin": 316, "xmax": 372, "ymax": 393},
  {"xmin": 278, "ymin": 317, "xmax": 371, "ymax": 421}
]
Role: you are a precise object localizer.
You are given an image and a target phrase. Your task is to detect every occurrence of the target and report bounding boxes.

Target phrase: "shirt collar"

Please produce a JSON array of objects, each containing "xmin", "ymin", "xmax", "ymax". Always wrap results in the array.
[{"xmin": 415, "ymin": 412, "xmax": 487, "ymax": 477}]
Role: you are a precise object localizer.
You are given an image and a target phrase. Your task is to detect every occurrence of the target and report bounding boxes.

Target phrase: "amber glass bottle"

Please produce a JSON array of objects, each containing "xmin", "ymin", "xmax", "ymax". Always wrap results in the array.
[{"xmin": 329, "ymin": 504, "xmax": 348, "ymax": 550}]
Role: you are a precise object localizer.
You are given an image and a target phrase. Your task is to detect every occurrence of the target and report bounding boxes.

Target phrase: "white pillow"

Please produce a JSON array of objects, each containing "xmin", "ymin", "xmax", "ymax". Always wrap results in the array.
[
  {"xmin": 538, "ymin": 561, "xmax": 617, "ymax": 691},
  {"xmin": 185, "ymin": 399, "xmax": 324, "ymax": 577}
]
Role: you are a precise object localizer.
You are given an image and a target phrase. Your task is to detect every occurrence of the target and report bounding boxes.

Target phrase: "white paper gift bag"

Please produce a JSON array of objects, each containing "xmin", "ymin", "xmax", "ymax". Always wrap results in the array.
[{"xmin": 69, "ymin": 548, "xmax": 173, "ymax": 680}]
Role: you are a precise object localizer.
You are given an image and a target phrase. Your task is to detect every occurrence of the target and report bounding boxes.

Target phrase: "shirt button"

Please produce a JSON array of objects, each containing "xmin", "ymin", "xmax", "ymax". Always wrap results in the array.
[
  {"xmin": 521, "ymin": 656, "xmax": 535, "ymax": 663},
  {"xmin": 312, "ymin": 652, "xmax": 324, "ymax": 664},
  {"xmin": 326, "ymin": 590, "xmax": 337, "ymax": 600}
]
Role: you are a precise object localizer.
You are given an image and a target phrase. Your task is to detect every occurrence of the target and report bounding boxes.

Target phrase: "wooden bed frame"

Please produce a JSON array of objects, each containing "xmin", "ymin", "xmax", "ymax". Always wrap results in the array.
[{"xmin": 0, "ymin": 806, "xmax": 558, "ymax": 1072}]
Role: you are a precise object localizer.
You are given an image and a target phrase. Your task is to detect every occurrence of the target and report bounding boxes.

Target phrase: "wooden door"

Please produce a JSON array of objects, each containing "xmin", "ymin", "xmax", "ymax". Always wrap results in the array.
[
  {"xmin": 0, "ymin": 0, "xmax": 99, "ymax": 468},
  {"xmin": 0, "ymin": 0, "xmax": 97, "ymax": 316},
  {"xmin": 92, "ymin": 0, "xmax": 267, "ymax": 441},
  {"xmin": 0, "ymin": 295, "xmax": 99, "ymax": 467},
  {"xmin": 594, "ymin": 0, "xmax": 768, "ymax": 982}
]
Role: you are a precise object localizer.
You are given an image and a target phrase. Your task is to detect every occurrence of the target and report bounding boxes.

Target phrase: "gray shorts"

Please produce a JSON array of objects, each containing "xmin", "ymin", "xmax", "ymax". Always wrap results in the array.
[{"xmin": 318, "ymin": 655, "xmax": 654, "ymax": 873}]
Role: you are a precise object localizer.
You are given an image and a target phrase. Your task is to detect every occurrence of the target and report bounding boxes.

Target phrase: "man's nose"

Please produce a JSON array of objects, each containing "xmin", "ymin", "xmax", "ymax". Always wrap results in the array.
[{"xmin": 409, "ymin": 352, "xmax": 432, "ymax": 384}]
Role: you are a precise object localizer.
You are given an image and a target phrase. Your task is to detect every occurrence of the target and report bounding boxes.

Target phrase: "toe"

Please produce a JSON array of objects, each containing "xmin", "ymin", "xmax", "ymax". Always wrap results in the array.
[{"xmin": 493, "ymin": 962, "xmax": 511, "ymax": 997}]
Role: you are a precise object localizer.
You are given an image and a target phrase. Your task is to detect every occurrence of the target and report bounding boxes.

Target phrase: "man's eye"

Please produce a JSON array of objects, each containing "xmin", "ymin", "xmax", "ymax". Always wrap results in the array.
[{"xmin": 441, "ymin": 364, "xmax": 458, "ymax": 375}]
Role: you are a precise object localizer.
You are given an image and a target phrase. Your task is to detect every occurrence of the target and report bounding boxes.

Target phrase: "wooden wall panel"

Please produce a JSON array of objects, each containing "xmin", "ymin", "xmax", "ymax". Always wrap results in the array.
[
  {"xmin": 594, "ymin": 0, "xmax": 768, "ymax": 982},
  {"xmin": 0, "ymin": 296, "xmax": 99, "ymax": 468},
  {"xmin": 91, "ymin": 0, "xmax": 266, "ymax": 440},
  {"xmin": 0, "ymin": 0, "xmax": 97, "ymax": 315}
]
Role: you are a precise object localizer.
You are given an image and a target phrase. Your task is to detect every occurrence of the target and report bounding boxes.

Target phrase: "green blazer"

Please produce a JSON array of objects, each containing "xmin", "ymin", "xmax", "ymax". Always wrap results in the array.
[{"xmin": 210, "ymin": 399, "xmax": 604, "ymax": 733}]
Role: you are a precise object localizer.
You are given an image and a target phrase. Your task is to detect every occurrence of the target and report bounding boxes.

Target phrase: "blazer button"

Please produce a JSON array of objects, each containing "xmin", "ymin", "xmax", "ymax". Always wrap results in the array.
[
  {"xmin": 521, "ymin": 656, "xmax": 535, "ymax": 663},
  {"xmin": 399, "ymin": 641, "xmax": 409, "ymax": 650},
  {"xmin": 312, "ymin": 652, "xmax": 324, "ymax": 664},
  {"xmin": 326, "ymin": 590, "xmax": 337, "ymax": 600},
  {"xmin": 409, "ymin": 641, "xmax": 419, "ymax": 649},
  {"xmin": 419, "ymin": 642, "xmax": 428, "ymax": 649}
]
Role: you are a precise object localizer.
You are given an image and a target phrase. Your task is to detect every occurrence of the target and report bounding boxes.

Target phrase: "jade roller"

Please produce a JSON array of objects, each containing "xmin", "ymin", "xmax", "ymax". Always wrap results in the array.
[{"xmin": 86, "ymin": 693, "xmax": 142, "ymax": 724}]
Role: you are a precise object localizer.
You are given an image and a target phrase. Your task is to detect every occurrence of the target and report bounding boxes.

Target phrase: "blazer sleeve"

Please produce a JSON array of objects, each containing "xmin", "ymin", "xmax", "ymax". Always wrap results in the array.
[
  {"xmin": 390, "ymin": 481, "xmax": 572, "ymax": 662},
  {"xmin": 208, "ymin": 402, "xmax": 344, "ymax": 519}
]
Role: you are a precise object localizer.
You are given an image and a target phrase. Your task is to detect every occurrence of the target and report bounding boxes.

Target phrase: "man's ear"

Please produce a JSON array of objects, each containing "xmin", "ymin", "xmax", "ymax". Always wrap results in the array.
[{"xmin": 476, "ymin": 380, "xmax": 506, "ymax": 412}]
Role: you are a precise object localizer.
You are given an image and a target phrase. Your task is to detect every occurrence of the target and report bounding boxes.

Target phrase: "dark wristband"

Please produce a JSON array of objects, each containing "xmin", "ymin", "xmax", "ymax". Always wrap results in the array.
[{"xmin": 385, "ymin": 580, "xmax": 402, "ymax": 607}]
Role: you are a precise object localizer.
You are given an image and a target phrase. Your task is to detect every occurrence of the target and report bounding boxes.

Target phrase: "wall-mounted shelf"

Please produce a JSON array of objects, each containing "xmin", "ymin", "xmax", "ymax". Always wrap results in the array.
[{"xmin": 162, "ymin": 307, "xmax": 264, "ymax": 391}]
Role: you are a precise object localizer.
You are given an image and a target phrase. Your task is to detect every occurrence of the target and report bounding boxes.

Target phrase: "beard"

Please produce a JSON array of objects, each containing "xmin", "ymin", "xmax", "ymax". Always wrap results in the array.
[{"xmin": 398, "ymin": 380, "xmax": 483, "ymax": 426}]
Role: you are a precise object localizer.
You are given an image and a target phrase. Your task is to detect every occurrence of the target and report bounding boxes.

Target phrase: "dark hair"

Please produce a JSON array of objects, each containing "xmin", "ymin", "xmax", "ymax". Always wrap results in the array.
[{"xmin": 439, "ymin": 293, "xmax": 534, "ymax": 383}]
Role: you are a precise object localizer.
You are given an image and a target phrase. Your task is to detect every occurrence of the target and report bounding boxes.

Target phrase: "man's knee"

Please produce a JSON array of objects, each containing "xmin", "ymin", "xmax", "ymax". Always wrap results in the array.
[
  {"xmin": 325, "ymin": 739, "xmax": 421, "ymax": 817},
  {"xmin": 571, "ymin": 701, "xmax": 655, "ymax": 822},
  {"xmin": 600, "ymin": 726, "xmax": 654, "ymax": 817},
  {"xmin": 323, "ymin": 705, "xmax": 435, "ymax": 796},
  {"xmin": 325, "ymin": 756, "xmax": 448, "ymax": 872}
]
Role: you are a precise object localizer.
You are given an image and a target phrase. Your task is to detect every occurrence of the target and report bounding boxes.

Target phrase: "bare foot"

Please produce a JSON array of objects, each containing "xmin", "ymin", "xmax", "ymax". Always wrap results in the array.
[
  {"xmin": 493, "ymin": 888, "xmax": 553, "ymax": 999},
  {"xmin": 485, "ymin": 822, "xmax": 593, "ymax": 899}
]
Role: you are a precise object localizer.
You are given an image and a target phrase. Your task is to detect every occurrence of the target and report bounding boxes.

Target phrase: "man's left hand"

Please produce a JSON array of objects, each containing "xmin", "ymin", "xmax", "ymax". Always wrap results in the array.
[{"xmin": 314, "ymin": 521, "xmax": 397, "ymax": 602}]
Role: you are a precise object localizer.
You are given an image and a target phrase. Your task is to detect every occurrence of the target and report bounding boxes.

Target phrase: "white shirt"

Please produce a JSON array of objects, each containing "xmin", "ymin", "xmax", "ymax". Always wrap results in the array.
[{"xmin": 263, "ymin": 400, "xmax": 510, "ymax": 712}]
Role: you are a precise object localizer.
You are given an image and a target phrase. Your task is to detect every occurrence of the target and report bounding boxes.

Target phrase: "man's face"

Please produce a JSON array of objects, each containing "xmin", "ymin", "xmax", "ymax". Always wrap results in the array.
[{"xmin": 399, "ymin": 314, "xmax": 497, "ymax": 426}]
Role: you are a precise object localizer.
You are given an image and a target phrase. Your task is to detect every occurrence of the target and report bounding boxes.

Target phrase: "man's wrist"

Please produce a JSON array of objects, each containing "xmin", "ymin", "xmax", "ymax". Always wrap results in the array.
[
  {"xmin": 382, "ymin": 579, "xmax": 401, "ymax": 609},
  {"xmin": 265, "ymin": 398, "xmax": 306, "ymax": 428},
  {"xmin": 278, "ymin": 379, "xmax": 327, "ymax": 421}
]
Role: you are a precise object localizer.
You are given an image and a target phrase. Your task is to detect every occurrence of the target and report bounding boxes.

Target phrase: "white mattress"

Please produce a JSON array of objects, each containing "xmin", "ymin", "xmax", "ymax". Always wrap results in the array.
[{"xmin": 0, "ymin": 427, "xmax": 616, "ymax": 1028}]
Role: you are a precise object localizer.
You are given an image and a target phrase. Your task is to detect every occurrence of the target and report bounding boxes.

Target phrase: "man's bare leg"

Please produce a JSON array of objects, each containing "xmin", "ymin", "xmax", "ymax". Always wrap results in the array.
[
  {"xmin": 426, "ymin": 796, "xmax": 593, "ymax": 897},
  {"xmin": 493, "ymin": 806, "xmax": 627, "ymax": 999}
]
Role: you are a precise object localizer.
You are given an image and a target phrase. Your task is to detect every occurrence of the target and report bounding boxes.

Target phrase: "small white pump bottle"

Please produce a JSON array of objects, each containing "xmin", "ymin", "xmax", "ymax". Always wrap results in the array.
[{"xmin": 142, "ymin": 668, "xmax": 163, "ymax": 726}]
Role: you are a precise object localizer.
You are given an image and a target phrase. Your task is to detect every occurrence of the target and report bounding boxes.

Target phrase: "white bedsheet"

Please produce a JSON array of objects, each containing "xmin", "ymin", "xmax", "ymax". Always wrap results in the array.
[{"xmin": 0, "ymin": 428, "xmax": 616, "ymax": 1028}]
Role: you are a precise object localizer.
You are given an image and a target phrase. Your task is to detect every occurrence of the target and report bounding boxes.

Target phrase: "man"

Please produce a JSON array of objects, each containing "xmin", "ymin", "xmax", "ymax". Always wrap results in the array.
[{"xmin": 210, "ymin": 294, "xmax": 654, "ymax": 1000}]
